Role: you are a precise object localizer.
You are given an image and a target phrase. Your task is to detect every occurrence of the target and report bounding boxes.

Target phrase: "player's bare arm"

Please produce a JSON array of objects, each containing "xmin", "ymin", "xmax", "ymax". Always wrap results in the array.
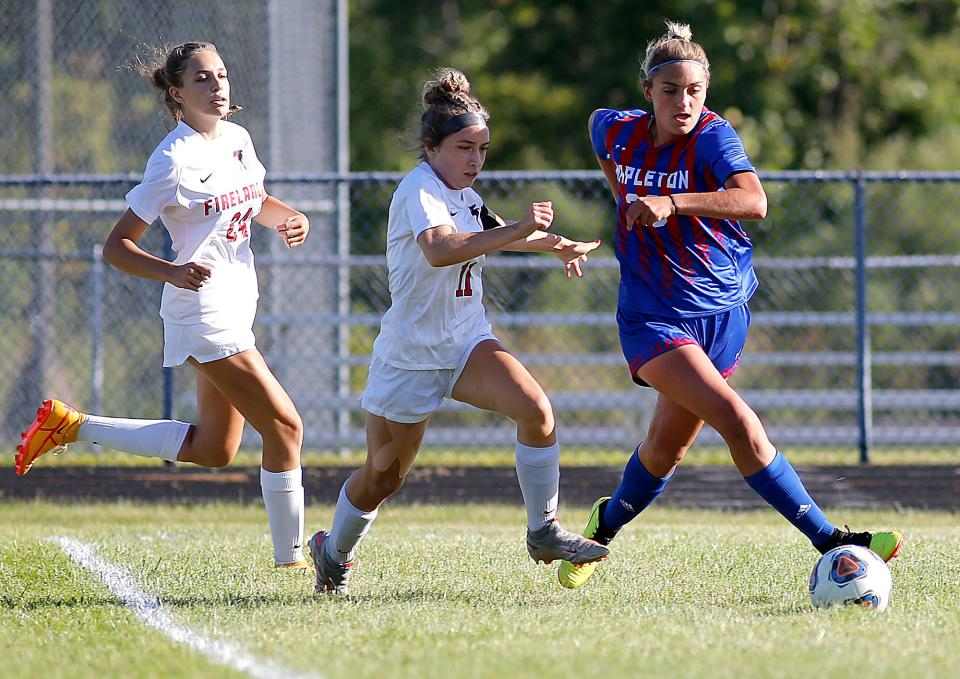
[
  {"xmin": 501, "ymin": 230, "xmax": 602, "ymax": 278},
  {"xmin": 588, "ymin": 110, "xmax": 622, "ymax": 204},
  {"xmin": 625, "ymin": 171, "xmax": 767, "ymax": 229},
  {"xmin": 254, "ymin": 193, "xmax": 310, "ymax": 248},
  {"xmin": 104, "ymin": 208, "xmax": 211, "ymax": 291},
  {"xmin": 417, "ymin": 201, "xmax": 552, "ymax": 267}
]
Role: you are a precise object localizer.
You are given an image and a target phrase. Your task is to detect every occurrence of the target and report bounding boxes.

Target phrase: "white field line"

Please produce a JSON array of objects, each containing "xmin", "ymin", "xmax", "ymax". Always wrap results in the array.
[{"xmin": 50, "ymin": 537, "xmax": 322, "ymax": 679}]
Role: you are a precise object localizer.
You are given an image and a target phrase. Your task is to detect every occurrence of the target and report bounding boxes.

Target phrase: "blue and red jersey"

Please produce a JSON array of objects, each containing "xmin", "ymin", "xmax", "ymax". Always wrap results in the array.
[{"xmin": 591, "ymin": 107, "xmax": 758, "ymax": 318}]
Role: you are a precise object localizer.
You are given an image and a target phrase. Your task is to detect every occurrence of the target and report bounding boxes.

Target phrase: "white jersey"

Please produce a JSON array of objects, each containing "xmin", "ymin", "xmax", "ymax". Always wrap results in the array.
[
  {"xmin": 126, "ymin": 120, "xmax": 267, "ymax": 326},
  {"xmin": 372, "ymin": 162, "xmax": 494, "ymax": 369}
]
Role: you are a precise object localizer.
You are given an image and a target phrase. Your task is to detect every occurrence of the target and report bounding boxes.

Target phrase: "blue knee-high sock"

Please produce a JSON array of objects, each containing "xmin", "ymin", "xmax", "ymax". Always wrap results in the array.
[
  {"xmin": 602, "ymin": 447, "xmax": 671, "ymax": 533},
  {"xmin": 744, "ymin": 451, "xmax": 835, "ymax": 547}
]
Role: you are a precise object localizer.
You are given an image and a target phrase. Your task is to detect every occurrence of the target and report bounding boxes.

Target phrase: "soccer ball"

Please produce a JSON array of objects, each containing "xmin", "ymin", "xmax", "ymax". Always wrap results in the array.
[{"xmin": 808, "ymin": 545, "xmax": 892, "ymax": 612}]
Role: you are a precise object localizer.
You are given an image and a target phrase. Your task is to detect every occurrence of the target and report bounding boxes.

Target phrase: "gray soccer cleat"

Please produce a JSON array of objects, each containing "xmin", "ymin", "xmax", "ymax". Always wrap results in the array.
[
  {"xmin": 308, "ymin": 531, "xmax": 352, "ymax": 595},
  {"xmin": 526, "ymin": 519, "xmax": 610, "ymax": 565}
]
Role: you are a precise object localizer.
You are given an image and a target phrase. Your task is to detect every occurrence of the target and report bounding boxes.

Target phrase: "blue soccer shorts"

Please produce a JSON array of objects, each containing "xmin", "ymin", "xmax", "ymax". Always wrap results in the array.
[{"xmin": 617, "ymin": 303, "xmax": 751, "ymax": 386}]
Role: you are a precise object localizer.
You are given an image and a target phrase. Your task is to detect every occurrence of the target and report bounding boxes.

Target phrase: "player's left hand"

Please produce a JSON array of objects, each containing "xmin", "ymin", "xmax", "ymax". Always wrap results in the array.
[
  {"xmin": 554, "ymin": 239, "xmax": 602, "ymax": 278},
  {"xmin": 277, "ymin": 214, "xmax": 309, "ymax": 248}
]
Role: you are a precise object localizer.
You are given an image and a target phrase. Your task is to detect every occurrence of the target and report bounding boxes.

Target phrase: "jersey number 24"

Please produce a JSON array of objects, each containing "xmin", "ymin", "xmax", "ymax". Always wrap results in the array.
[{"xmin": 226, "ymin": 207, "xmax": 253, "ymax": 242}]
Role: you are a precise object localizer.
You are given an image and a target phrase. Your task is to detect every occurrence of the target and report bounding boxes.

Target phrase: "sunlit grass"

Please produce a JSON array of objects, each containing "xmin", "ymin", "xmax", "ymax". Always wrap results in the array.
[
  {"xmin": 2, "ymin": 502, "xmax": 958, "ymax": 678},
  {"xmin": 5, "ymin": 444, "xmax": 957, "ymax": 469}
]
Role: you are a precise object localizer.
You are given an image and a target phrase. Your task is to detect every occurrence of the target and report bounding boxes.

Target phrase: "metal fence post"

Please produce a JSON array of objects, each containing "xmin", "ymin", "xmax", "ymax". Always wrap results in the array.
[
  {"xmin": 854, "ymin": 171, "xmax": 872, "ymax": 463},
  {"xmin": 162, "ymin": 231, "xmax": 175, "ymax": 467},
  {"xmin": 336, "ymin": 179, "xmax": 351, "ymax": 451},
  {"xmin": 90, "ymin": 244, "xmax": 104, "ymax": 455},
  {"xmin": 336, "ymin": 1, "xmax": 351, "ymax": 451},
  {"xmin": 30, "ymin": 0, "xmax": 55, "ymax": 411},
  {"xmin": 91, "ymin": 245, "xmax": 104, "ymax": 414}
]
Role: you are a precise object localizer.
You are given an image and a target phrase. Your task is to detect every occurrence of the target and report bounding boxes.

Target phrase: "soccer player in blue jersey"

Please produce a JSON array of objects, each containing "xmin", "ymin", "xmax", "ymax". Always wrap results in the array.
[{"xmin": 558, "ymin": 21, "xmax": 902, "ymax": 589}]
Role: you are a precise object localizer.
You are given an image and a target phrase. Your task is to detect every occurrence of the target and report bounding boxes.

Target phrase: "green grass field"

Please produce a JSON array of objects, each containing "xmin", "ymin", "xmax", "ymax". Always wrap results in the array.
[
  {"xmin": 6, "ymin": 444, "xmax": 959, "ymax": 469},
  {"xmin": 3, "ymin": 502, "xmax": 958, "ymax": 679}
]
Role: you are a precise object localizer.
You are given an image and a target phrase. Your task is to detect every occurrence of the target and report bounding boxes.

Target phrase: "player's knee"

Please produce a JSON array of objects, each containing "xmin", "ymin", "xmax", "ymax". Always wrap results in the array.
[
  {"xmin": 712, "ymin": 402, "xmax": 766, "ymax": 451},
  {"xmin": 382, "ymin": 472, "xmax": 406, "ymax": 499},
  {"xmin": 181, "ymin": 426, "xmax": 240, "ymax": 467},
  {"xmin": 366, "ymin": 468, "xmax": 406, "ymax": 502},
  {"xmin": 200, "ymin": 441, "xmax": 240, "ymax": 468},
  {"xmin": 643, "ymin": 432, "xmax": 690, "ymax": 469},
  {"xmin": 644, "ymin": 428, "xmax": 689, "ymax": 469},
  {"xmin": 513, "ymin": 393, "xmax": 555, "ymax": 436},
  {"xmin": 273, "ymin": 406, "xmax": 304, "ymax": 449},
  {"xmin": 646, "ymin": 441, "xmax": 688, "ymax": 469}
]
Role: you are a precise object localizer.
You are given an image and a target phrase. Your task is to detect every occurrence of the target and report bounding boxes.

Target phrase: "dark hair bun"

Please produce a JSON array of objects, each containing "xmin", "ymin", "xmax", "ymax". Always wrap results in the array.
[{"xmin": 423, "ymin": 67, "xmax": 472, "ymax": 106}]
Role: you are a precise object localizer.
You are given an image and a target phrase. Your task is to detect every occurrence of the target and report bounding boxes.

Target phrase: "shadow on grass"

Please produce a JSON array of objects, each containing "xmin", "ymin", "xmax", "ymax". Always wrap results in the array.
[
  {"xmin": 3, "ymin": 595, "xmax": 120, "ymax": 610},
  {"xmin": 313, "ymin": 589, "xmax": 558, "ymax": 607},
  {"xmin": 159, "ymin": 593, "xmax": 316, "ymax": 608},
  {"xmin": 3, "ymin": 592, "xmax": 316, "ymax": 610}
]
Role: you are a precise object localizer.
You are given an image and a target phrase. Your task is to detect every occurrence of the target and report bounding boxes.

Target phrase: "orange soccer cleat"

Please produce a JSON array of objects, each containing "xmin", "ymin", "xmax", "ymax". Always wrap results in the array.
[{"xmin": 15, "ymin": 399, "xmax": 87, "ymax": 476}]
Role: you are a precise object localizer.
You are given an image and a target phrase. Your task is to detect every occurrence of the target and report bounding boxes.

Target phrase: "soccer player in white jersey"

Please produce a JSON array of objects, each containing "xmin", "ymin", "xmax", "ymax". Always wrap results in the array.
[
  {"xmin": 307, "ymin": 68, "xmax": 608, "ymax": 595},
  {"xmin": 15, "ymin": 42, "xmax": 311, "ymax": 569}
]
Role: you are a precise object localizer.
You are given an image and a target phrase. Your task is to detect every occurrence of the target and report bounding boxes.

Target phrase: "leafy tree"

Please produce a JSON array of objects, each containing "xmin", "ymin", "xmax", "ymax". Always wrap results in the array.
[{"xmin": 349, "ymin": 0, "xmax": 960, "ymax": 171}]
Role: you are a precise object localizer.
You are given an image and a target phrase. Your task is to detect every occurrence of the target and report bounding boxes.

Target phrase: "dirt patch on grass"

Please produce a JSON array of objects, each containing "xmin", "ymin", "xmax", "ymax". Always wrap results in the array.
[{"xmin": 2, "ymin": 464, "xmax": 957, "ymax": 510}]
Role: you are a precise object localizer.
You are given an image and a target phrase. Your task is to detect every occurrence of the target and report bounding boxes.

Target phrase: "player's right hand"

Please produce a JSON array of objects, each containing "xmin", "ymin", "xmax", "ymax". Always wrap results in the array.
[
  {"xmin": 625, "ymin": 195, "xmax": 673, "ymax": 229},
  {"xmin": 516, "ymin": 201, "xmax": 554, "ymax": 237},
  {"xmin": 169, "ymin": 262, "xmax": 212, "ymax": 291}
]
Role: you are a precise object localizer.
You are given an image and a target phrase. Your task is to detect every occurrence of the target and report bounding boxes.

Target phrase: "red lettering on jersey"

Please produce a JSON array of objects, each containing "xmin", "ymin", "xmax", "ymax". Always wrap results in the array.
[
  {"xmin": 225, "ymin": 206, "xmax": 253, "ymax": 242},
  {"xmin": 203, "ymin": 184, "xmax": 262, "ymax": 216},
  {"xmin": 456, "ymin": 262, "xmax": 477, "ymax": 297}
]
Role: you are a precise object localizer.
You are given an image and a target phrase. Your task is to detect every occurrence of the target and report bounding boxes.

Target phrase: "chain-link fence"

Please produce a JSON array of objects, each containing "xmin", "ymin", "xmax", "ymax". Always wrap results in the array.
[
  {"xmin": 1, "ymin": 0, "xmax": 286, "ymax": 176},
  {"xmin": 1, "ymin": 1, "xmax": 957, "ymax": 461},
  {"xmin": 2, "ymin": 171, "xmax": 959, "ymax": 460}
]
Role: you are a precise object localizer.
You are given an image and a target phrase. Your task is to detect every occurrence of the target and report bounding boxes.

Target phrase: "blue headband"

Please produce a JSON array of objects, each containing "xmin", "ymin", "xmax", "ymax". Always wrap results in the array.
[
  {"xmin": 646, "ymin": 59, "xmax": 708, "ymax": 77},
  {"xmin": 436, "ymin": 111, "xmax": 486, "ymax": 138}
]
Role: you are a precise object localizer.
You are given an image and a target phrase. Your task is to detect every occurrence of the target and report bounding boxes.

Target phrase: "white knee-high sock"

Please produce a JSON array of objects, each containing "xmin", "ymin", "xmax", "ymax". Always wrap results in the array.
[
  {"xmin": 326, "ymin": 482, "xmax": 378, "ymax": 565},
  {"xmin": 78, "ymin": 416, "xmax": 189, "ymax": 462},
  {"xmin": 515, "ymin": 441, "xmax": 560, "ymax": 530},
  {"xmin": 260, "ymin": 467, "xmax": 305, "ymax": 565}
]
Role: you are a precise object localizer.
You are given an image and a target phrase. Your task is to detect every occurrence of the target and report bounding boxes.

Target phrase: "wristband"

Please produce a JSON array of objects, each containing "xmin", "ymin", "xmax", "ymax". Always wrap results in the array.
[{"xmin": 668, "ymin": 194, "xmax": 678, "ymax": 214}]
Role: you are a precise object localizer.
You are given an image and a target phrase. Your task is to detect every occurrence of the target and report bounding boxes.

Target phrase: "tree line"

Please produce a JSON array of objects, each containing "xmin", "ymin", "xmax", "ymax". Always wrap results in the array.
[{"xmin": 349, "ymin": 0, "xmax": 960, "ymax": 172}]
